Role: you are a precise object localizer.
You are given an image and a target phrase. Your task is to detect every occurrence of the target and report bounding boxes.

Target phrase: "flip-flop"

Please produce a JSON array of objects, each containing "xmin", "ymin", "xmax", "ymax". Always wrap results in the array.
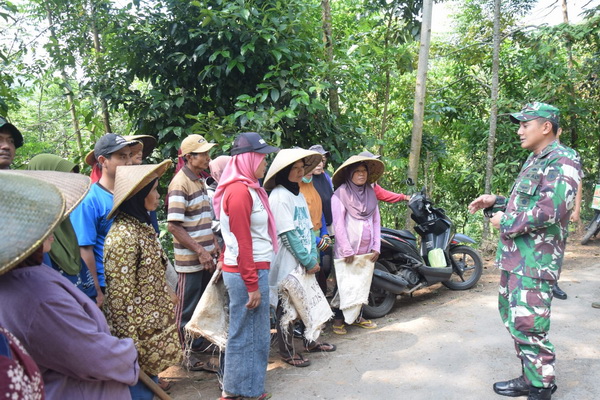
[
  {"xmin": 281, "ymin": 354, "xmax": 311, "ymax": 367},
  {"xmin": 188, "ymin": 360, "xmax": 219, "ymax": 373},
  {"xmin": 352, "ymin": 319, "xmax": 377, "ymax": 329},
  {"xmin": 305, "ymin": 342, "xmax": 337, "ymax": 353},
  {"xmin": 332, "ymin": 324, "xmax": 347, "ymax": 335},
  {"xmin": 158, "ymin": 377, "xmax": 174, "ymax": 391}
]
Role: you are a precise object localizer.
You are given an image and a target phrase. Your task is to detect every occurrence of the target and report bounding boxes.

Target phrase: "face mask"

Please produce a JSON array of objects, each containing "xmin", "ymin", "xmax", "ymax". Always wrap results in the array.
[{"xmin": 302, "ymin": 176, "xmax": 312, "ymax": 184}]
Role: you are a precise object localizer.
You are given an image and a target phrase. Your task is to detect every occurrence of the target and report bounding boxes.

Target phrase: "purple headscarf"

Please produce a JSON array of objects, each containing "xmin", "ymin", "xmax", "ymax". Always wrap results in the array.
[{"xmin": 333, "ymin": 162, "xmax": 378, "ymax": 220}]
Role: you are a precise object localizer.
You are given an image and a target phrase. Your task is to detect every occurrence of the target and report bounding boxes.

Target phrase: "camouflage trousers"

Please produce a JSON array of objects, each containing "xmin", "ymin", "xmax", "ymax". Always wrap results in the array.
[{"xmin": 498, "ymin": 270, "xmax": 555, "ymax": 388}]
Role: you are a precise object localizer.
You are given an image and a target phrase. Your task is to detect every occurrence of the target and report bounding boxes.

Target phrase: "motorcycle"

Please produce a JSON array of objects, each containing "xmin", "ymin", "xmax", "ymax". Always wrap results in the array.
[
  {"xmin": 364, "ymin": 186, "xmax": 484, "ymax": 319},
  {"xmin": 581, "ymin": 210, "xmax": 600, "ymax": 245}
]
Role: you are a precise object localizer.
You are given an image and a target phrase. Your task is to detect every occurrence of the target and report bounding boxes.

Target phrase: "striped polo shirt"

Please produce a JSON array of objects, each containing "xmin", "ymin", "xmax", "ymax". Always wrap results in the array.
[{"xmin": 167, "ymin": 165, "xmax": 215, "ymax": 273}]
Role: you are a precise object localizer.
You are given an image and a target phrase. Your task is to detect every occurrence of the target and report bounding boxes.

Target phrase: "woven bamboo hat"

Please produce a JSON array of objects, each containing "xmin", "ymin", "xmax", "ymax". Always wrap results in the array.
[
  {"xmin": 108, "ymin": 160, "xmax": 172, "ymax": 219},
  {"xmin": 85, "ymin": 138, "xmax": 155, "ymax": 167},
  {"xmin": 0, "ymin": 171, "xmax": 91, "ymax": 275},
  {"xmin": 331, "ymin": 155, "xmax": 385, "ymax": 188},
  {"xmin": 263, "ymin": 148, "xmax": 322, "ymax": 191},
  {"xmin": 123, "ymin": 135, "xmax": 157, "ymax": 159}
]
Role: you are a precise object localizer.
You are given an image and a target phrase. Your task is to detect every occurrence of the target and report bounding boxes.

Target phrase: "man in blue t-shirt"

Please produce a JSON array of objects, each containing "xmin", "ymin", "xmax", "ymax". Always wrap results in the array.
[{"xmin": 70, "ymin": 133, "xmax": 136, "ymax": 307}]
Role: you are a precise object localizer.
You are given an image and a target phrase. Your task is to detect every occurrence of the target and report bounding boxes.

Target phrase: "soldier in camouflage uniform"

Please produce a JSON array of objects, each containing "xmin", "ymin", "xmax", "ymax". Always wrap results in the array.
[{"xmin": 469, "ymin": 102, "xmax": 582, "ymax": 400}]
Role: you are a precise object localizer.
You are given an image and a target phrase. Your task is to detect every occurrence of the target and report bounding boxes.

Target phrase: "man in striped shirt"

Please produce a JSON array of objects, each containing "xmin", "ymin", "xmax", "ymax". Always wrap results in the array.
[{"xmin": 167, "ymin": 134, "xmax": 219, "ymax": 357}]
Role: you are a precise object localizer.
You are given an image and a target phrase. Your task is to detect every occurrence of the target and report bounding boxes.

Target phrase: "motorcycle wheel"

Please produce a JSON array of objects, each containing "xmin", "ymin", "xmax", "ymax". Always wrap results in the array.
[
  {"xmin": 363, "ymin": 261, "xmax": 397, "ymax": 319},
  {"xmin": 581, "ymin": 218, "xmax": 600, "ymax": 245},
  {"xmin": 442, "ymin": 245, "xmax": 483, "ymax": 290}
]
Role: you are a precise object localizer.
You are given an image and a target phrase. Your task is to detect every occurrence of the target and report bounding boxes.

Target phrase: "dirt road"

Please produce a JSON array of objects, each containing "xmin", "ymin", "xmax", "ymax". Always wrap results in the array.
[{"xmin": 162, "ymin": 236, "xmax": 600, "ymax": 399}]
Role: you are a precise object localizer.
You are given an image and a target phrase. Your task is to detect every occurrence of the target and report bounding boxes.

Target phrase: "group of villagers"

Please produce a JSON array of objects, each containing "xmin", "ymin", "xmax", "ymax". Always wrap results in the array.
[{"xmin": 0, "ymin": 128, "xmax": 389, "ymax": 400}]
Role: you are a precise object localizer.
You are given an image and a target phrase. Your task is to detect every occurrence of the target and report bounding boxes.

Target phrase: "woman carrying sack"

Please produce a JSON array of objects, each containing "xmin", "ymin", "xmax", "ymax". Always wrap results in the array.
[
  {"xmin": 103, "ymin": 160, "xmax": 181, "ymax": 400},
  {"xmin": 265, "ymin": 148, "xmax": 336, "ymax": 368},
  {"xmin": 212, "ymin": 132, "xmax": 279, "ymax": 400},
  {"xmin": 331, "ymin": 155, "xmax": 384, "ymax": 335}
]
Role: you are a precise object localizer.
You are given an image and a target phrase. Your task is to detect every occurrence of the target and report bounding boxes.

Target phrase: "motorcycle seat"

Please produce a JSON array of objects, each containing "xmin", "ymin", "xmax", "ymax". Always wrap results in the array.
[{"xmin": 381, "ymin": 227, "xmax": 416, "ymax": 242}]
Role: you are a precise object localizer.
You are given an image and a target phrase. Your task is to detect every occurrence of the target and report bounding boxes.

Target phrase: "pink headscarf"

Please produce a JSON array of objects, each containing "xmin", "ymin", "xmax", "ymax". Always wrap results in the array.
[
  {"xmin": 209, "ymin": 155, "xmax": 232, "ymax": 184},
  {"xmin": 213, "ymin": 152, "xmax": 278, "ymax": 252},
  {"xmin": 333, "ymin": 162, "xmax": 378, "ymax": 220}
]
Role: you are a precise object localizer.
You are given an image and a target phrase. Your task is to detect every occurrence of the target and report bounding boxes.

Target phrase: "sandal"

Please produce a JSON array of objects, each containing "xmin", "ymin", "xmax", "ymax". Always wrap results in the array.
[
  {"xmin": 305, "ymin": 342, "xmax": 337, "ymax": 353},
  {"xmin": 218, "ymin": 394, "xmax": 271, "ymax": 400},
  {"xmin": 352, "ymin": 318, "xmax": 377, "ymax": 329},
  {"xmin": 188, "ymin": 360, "xmax": 219, "ymax": 373},
  {"xmin": 158, "ymin": 377, "xmax": 173, "ymax": 391},
  {"xmin": 281, "ymin": 354, "xmax": 311, "ymax": 367},
  {"xmin": 332, "ymin": 324, "xmax": 347, "ymax": 335}
]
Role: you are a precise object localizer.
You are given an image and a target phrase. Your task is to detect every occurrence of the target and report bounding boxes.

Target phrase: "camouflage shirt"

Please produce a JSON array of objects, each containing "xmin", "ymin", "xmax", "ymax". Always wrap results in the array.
[{"xmin": 495, "ymin": 140, "xmax": 582, "ymax": 281}]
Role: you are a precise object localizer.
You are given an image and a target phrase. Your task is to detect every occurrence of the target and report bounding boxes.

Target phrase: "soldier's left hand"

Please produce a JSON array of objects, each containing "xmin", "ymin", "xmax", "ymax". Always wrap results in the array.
[{"xmin": 490, "ymin": 211, "xmax": 503, "ymax": 229}]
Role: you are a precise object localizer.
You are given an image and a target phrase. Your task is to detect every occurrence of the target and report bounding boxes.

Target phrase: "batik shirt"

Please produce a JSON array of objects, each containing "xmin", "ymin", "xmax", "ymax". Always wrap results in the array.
[
  {"xmin": 104, "ymin": 213, "xmax": 181, "ymax": 376},
  {"xmin": 495, "ymin": 140, "xmax": 582, "ymax": 281}
]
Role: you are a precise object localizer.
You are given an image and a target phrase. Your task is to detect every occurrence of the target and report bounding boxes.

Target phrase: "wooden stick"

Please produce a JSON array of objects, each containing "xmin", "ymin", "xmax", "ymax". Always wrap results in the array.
[{"xmin": 139, "ymin": 370, "xmax": 172, "ymax": 400}]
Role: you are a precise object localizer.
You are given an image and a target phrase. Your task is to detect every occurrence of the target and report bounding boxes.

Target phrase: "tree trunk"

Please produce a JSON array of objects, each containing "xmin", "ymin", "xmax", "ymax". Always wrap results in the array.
[
  {"xmin": 406, "ymin": 0, "xmax": 433, "ymax": 226},
  {"xmin": 482, "ymin": 0, "xmax": 502, "ymax": 244},
  {"xmin": 90, "ymin": 0, "xmax": 112, "ymax": 133},
  {"xmin": 562, "ymin": 0, "xmax": 578, "ymax": 147},
  {"xmin": 45, "ymin": 3, "xmax": 84, "ymax": 164},
  {"xmin": 321, "ymin": 0, "xmax": 340, "ymax": 117},
  {"xmin": 378, "ymin": 11, "xmax": 395, "ymax": 158}
]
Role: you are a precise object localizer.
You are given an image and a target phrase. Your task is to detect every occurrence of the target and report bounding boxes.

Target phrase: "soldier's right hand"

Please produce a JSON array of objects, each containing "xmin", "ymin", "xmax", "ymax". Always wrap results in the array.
[{"xmin": 468, "ymin": 194, "xmax": 497, "ymax": 214}]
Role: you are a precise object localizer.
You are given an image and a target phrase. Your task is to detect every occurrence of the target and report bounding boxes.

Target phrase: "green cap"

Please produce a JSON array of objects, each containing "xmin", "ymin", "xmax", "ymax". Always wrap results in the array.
[{"xmin": 509, "ymin": 102, "xmax": 560, "ymax": 125}]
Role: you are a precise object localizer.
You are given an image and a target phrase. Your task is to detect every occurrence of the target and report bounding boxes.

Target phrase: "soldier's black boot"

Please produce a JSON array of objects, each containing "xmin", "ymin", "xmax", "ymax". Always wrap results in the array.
[
  {"xmin": 493, "ymin": 376, "xmax": 529, "ymax": 397},
  {"xmin": 552, "ymin": 283, "xmax": 567, "ymax": 300},
  {"xmin": 493, "ymin": 376, "xmax": 557, "ymax": 397},
  {"xmin": 527, "ymin": 386, "xmax": 552, "ymax": 400}
]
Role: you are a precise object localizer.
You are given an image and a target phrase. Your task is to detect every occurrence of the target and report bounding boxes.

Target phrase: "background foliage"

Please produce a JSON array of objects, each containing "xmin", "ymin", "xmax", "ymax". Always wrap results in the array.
[{"xmin": 1, "ymin": 0, "xmax": 599, "ymax": 242}]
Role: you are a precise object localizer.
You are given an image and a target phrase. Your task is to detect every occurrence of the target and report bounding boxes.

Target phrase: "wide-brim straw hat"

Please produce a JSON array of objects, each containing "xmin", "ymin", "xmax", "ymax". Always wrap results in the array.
[
  {"xmin": 0, "ymin": 171, "xmax": 91, "ymax": 275},
  {"xmin": 263, "ymin": 148, "xmax": 322, "ymax": 191},
  {"xmin": 123, "ymin": 135, "xmax": 157, "ymax": 159},
  {"xmin": 108, "ymin": 160, "xmax": 172, "ymax": 219},
  {"xmin": 85, "ymin": 135, "xmax": 157, "ymax": 166},
  {"xmin": 331, "ymin": 155, "xmax": 385, "ymax": 188}
]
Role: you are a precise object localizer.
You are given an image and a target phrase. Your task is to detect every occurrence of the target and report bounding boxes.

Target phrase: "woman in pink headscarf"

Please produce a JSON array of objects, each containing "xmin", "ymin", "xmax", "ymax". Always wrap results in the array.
[{"xmin": 212, "ymin": 132, "xmax": 279, "ymax": 400}]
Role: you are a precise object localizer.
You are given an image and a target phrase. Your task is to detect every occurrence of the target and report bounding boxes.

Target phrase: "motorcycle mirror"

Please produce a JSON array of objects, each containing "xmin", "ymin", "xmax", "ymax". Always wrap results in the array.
[{"xmin": 405, "ymin": 178, "xmax": 414, "ymax": 186}]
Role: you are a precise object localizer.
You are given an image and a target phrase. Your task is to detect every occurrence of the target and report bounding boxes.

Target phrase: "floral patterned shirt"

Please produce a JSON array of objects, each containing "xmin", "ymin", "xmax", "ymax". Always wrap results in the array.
[
  {"xmin": 0, "ymin": 326, "xmax": 44, "ymax": 400},
  {"xmin": 104, "ymin": 213, "xmax": 181, "ymax": 375}
]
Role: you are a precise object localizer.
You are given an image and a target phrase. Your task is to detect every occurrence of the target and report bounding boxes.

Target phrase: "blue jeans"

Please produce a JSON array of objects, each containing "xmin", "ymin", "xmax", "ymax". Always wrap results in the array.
[
  {"xmin": 222, "ymin": 269, "xmax": 270, "ymax": 398},
  {"xmin": 129, "ymin": 375, "xmax": 158, "ymax": 400}
]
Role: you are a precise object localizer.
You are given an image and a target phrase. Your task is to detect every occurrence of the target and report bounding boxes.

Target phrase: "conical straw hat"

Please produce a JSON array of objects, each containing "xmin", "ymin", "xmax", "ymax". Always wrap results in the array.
[
  {"xmin": 85, "ymin": 135, "xmax": 156, "ymax": 166},
  {"xmin": 331, "ymin": 155, "xmax": 385, "ymax": 188},
  {"xmin": 0, "ymin": 171, "xmax": 91, "ymax": 275},
  {"xmin": 263, "ymin": 148, "xmax": 322, "ymax": 191},
  {"xmin": 4, "ymin": 170, "xmax": 92, "ymax": 216},
  {"xmin": 123, "ymin": 135, "xmax": 157, "ymax": 159},
  {"xmin": 108, "ymin": 160, "xmax": 172, "ymax": 219}
]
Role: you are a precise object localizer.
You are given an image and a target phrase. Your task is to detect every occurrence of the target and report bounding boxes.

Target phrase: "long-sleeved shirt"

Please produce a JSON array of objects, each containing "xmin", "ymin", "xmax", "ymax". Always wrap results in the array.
[
  {"xmin": 220, "ymin": 182, "xmax": 273, "ymax": 292},
  {"xmin": 374, "ymin": 183, "xmax": 410, "ymax": 203},
  {"xmin": 0, "ymin": 265, "xmax": 139, "ymax": 400},
  {"xmin": 496, "ymin": 140, "xmax": 582, "ymax": 281},
  {"xmin": 331, "ymin": 194, "xmax": 381, "ymax": 259}
]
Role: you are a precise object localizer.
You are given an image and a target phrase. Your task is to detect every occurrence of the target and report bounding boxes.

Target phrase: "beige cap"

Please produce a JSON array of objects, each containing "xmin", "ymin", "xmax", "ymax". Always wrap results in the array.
[{"xmin": 180, "ymin": 134, "xmax": 216, "ymax": 155}]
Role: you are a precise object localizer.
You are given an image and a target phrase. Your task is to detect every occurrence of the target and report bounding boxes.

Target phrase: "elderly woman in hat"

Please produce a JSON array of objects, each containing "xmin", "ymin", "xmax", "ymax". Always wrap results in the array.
[
  {"xmin": 331, "ymin": 155, "xmax": 384, "ymax": 335},
  {"xmin": 212, "ymin": 132, "xmax": 279, "ymax": 400},
  {"xmin": 265, "ymin": 148, "xmax": 336, "ymax": 368},
  {"xmin": 103, "ymin": 160, "xmax": 181, "ymax": 399},
  {"xmin": 0, "ymin": 171, "xmax": 139, "ymax": 399}
]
